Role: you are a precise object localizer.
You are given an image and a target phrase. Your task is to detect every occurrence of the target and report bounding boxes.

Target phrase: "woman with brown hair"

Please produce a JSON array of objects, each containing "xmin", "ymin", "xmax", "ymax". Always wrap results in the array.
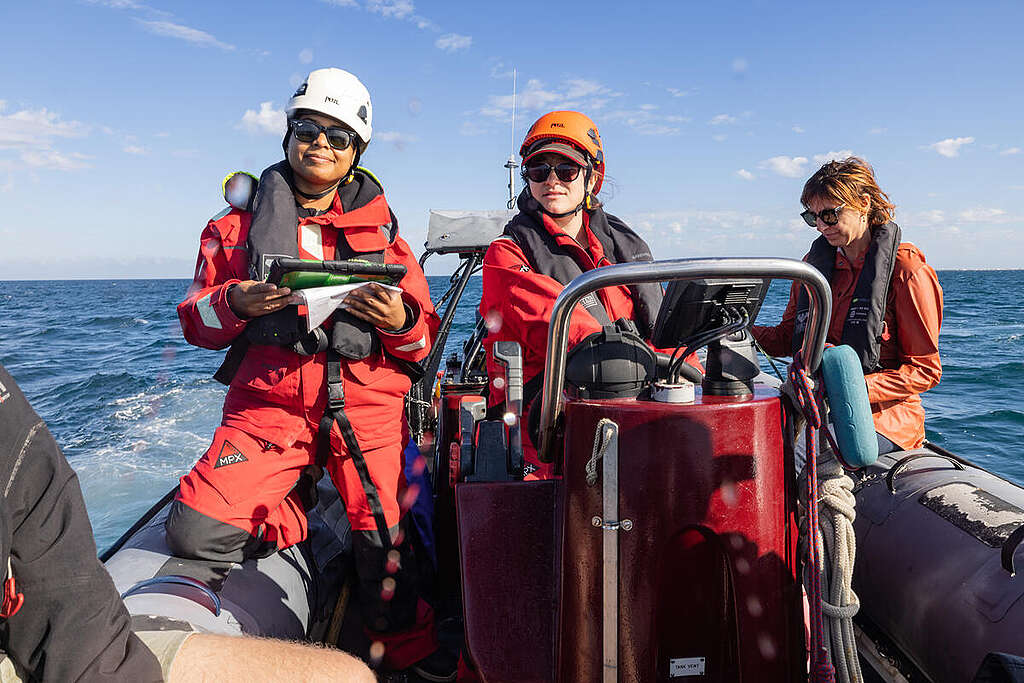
[{"xmin": 752, "ymin": 157, "xmax": 943, "ymax": 453}]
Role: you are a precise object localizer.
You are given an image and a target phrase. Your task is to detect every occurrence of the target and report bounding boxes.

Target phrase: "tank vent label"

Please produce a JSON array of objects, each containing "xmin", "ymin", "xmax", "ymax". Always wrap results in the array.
[{"xmin": 669, "ymin": 657, "xmax": 706, "ymax": 677}]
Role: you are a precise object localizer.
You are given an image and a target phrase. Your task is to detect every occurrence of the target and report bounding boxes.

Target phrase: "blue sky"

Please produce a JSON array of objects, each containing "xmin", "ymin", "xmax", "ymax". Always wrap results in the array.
[{"xmin": 1, "ymin": 0, "xmax": 1022, "ymax": 278}]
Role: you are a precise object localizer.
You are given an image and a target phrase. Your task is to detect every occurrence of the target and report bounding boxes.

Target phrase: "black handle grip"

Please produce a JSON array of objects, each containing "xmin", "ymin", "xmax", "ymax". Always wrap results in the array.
[
  {"xmin": 267, "ymin": 258, "xmax": 407, "ymax": 285},
  {"xmin": 1002, "ymin": 525, "xmax": 1024, "ymax": 575},
  {"xmin": 886, "ymin": 452, "xmax": 966, "ymax": 494}
]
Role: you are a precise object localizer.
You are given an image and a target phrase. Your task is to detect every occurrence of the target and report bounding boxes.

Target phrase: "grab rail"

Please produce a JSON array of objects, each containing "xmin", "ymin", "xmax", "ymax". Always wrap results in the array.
[
  {"xmin": 121, "ymin": 575, "xmax": 222, "ymax": 616},
  {"xmin": 537, "ymin": 257, "xmax": 832, "ymax": 463}
]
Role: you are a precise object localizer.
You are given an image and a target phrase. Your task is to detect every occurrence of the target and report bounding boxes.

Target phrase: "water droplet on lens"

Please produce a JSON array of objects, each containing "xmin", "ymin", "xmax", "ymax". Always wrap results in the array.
[
  {"xmin": 503, "ymin": 412, "xmax": 517, "ymax": 426},
  {"xmin": 757, "ymin": 633, "xmax": 777, "ymax": 660},
  {"xmin": 721, "ymin": 479, "xmax": 738, "ymax": 507},
  {"xmin": 484, "ymin": 310, "xmax": 503, "ymax": 333},
  {"xmin": 492, "ymin": 376, "xmax": 506, "ymax": 390}
]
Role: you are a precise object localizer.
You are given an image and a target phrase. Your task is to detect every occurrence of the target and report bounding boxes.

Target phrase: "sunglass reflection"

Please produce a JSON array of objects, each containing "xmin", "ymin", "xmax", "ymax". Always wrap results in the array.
[
  {"xmin": 289, "ymin": 119, "xmax": 358, "ymax": 151},
  {"xmin": 523, "ymin": 162, "xmax": 583, "ymax": 183}
]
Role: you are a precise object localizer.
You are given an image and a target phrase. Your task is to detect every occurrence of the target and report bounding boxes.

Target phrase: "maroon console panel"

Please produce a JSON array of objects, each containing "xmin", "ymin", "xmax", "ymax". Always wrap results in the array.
[
  {"xmin": 458, "ymin": 480, "xmax": 561, "ymax": 683},
  {"xmin": 557, "ymin": 390, "xmax": 803, "ymax": 682}
]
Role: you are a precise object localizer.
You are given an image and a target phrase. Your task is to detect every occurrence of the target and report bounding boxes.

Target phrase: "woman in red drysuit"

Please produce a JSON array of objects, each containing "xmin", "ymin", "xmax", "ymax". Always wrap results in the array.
[
  {"xmin": 165, "ymin": 68, "xmax": 452, "ymax": 679},
  {"xmin": 479, "ymin": 110, "xmax": 700, "ymax": 479}
]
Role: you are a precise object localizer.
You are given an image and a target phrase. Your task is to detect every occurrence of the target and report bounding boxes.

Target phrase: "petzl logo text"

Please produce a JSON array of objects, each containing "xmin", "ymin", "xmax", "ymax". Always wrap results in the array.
[{"xmin": 214, "ymin": 441, "xmax": 248, "ymax": 468}]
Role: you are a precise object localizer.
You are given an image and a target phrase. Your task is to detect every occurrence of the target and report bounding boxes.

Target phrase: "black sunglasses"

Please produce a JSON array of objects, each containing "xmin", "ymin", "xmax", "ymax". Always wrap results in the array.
[
  {"xmin": 522, "ymin": 162, "xmax": 582, "ymax": 183},
  {"xmin": 800, "ymin": 202, "xmax": 846, "ymax": 227},
  {"xmin": 289, "ymin": 119, "xmax": 358, "ymax": 151}
]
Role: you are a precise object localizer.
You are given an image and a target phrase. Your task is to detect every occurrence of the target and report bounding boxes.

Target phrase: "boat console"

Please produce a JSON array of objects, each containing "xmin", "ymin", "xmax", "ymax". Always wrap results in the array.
[{"xmin": 437, "ymin": 257, "xmax": 833, "ymax": 682}]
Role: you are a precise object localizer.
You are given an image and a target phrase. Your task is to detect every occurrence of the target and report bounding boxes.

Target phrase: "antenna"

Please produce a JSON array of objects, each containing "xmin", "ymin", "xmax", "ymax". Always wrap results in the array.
[{"xmin": 505, "ymin": 67, "xmax": 519, "ymax": 209}]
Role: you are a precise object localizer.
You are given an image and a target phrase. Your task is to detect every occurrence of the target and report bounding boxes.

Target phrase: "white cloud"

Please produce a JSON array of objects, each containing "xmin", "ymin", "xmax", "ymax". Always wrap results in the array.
[
  {"xmin": 1000, "ymin": 147, "xmax": 1021, "ymax": 156},
  {"xmin": 623, "ymin": 208, "xmax": 813, "ymax": 258},
  {"xmin": 792, "ymin": 125, "xmax": 805, "ymax": 134},
  {"xmin": 813, "ymin": 149, "xmax": 855, "ymax": 163},
  {"xmin": 732, "ymin": 57, "xmax": 748, "ymax": 74},
  {"xmin": 0, "ymin": 105, "xmax": 92, "ymax": 172},
  {"xmin": 239, "ymin": 102, "xmax": 286, "ymax": 135},
  {"xmin": 123, "ymin": 144, "xmax": 148, "ymax": 155},
  {"xmin": 87, "ymin": 0, "xmax": 147, "ymax": 8},
  {"xmin": 0, "ymin": 107, "xmax": 87, "ymax": 150},
  {"xmin": 299, "ymin": 48, "xmax": 313, "ymax": 64},
  {"xmin": 912, "ymin": 209, "xmax": 946, "ymax": 226},
  {"xmin": 459, "ymin": 121, "xmax": 488, "ymax": 137},
  {"xmin": 709, "ymin": 113, "xmax": 738, "ymax": 126},
  {"xmin": 375, "ymin": 131, "xmax": 417, "ymax": 151},
  {"xmin": 736, "ymin": 169, "xmax": 755, "ymax": 180},
  {"xmin": 319, "ymin": 0, "xmax": 461, "ymax": 45},
  {"xmin": 868, "ymin": 127, "xmax": 887, "ymax": 135},
  {"xmin": 488, "ymin": 61, "xmax": 513, "ymax": 80},
  {"xmin": 927, "ymin": 136, "xmax": 974, "ymax": 158},
  {"xmin": 667, "ymin": 87, "xmax": 692, "ymax": 98},
  {"xmin": 957, "ymin": 207, "xmax": 1008, "ymax": 222},
  {"xmin": 21, "ymin": 149, "xmax": 91, "ymax": 171},
  {"xmin": 136, "ymin": 20, "xmax": 235, "ymax": 50},
  {"xmin": 85, "ymin": 0, "xmax": 172, "ymax": 16},
  {"xmin": 711, "ymin": 134, "xmax": 727, "ymax": 142},
  {"xmin": 604, "ymin": 107, "xmax": 688, "ymax": 136},
  {"xmin": 366, "ymin": 0, "xmax": 415, "ymax": 19},
  {"xmin": 564, "ymin": 78, "xmax": 617, "ymax": 99},
  {"xmin": 759, "ymin": 155, "xmax": 809, "ymax": 178},
  {"xmin": 435, "ymin": 33, "xmax": 472, "ymax": 53},
  {"xmin": 481, "ymin": 77, "xmax": 621, "ymax": 120}
]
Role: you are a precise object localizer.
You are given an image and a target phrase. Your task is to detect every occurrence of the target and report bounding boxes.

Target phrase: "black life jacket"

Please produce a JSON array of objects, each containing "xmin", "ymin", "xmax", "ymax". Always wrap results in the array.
[
  {"xmin": 501, "ymin": 188, "xmax": 663, "ymax": 338},
  {"xmin": 499, "ymin": 190, "xmax": 664, "ymax": 425},
  {"xmin": 214, "ymin": 162, "xmax": 398, "ymax": 384},
  {"xmin": 792, "ymin": 222, "xmax": 901, "ymax": 373}
]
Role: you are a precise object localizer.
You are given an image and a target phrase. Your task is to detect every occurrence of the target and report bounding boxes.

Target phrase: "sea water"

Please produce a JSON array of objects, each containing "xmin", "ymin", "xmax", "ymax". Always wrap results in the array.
[{"xmin": 1, "ymin": 272, "xmax": 1022, "ymax": 550}]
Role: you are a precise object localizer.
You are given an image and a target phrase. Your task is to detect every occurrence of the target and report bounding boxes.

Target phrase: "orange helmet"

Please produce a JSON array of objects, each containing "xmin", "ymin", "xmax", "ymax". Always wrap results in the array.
[{"xmin": 520, "ymin": 111, "xmax": 605, "ymax": 194}]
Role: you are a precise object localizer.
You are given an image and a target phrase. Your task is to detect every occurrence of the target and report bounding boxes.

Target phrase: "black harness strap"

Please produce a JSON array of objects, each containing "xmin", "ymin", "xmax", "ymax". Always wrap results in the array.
[{"xmin": 317, "ymin": 349, "xmax": 393, "ymax": 551}]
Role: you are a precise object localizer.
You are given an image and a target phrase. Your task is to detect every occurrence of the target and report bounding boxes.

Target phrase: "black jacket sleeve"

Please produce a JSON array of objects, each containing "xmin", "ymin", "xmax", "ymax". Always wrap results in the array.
[{"xmin": 0, "ymin": 365, "xmax": 163, "ymax": 682}]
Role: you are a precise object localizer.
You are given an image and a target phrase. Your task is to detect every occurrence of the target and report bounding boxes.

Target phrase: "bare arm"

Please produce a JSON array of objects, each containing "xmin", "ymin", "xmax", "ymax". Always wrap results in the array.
[{"xmin": 170, "ymin": 634, "xmax": 375, "ymax": 683}]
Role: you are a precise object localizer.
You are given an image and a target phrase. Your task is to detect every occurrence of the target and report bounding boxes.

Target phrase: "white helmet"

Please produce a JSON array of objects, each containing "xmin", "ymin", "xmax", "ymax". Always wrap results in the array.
[{"xmin": 286, "ymin": 68, "xmax": 372, "ymax": 149}]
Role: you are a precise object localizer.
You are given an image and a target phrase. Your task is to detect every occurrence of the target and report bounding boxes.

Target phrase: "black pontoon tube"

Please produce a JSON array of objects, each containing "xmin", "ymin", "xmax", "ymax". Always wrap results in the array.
[{"xmin": 536, "ymin": 257, "xmax": 832, "ymax": 463}]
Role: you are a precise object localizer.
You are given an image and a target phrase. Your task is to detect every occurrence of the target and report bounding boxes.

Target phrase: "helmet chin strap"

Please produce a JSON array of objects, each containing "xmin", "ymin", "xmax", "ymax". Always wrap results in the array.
[{"xmin": 294, "ymin": 181, "xmax": 340, "ymax": 200}]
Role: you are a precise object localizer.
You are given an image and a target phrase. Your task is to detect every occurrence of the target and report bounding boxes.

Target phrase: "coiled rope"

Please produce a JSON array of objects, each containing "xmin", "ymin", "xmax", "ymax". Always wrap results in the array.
[{"xmin": 817, "ymin": 452, "xmax": 863, "ymax": 683}]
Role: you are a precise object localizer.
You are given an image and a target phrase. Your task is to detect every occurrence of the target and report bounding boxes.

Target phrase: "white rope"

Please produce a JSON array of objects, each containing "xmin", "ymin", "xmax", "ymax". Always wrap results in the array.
[
  {"xmin": 585, "ymin": 418, "xmax": 616, "ymax": 486},
  {"xmin": 814, "ymin": 447, "xmax": 863, "ymax": 683}
]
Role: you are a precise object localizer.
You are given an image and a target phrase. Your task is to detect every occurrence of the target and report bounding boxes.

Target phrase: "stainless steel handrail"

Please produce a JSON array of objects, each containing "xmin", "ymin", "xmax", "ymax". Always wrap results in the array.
[{"xmin": 536, "ymin": 257, "xmax": 832, "ymax": 463}]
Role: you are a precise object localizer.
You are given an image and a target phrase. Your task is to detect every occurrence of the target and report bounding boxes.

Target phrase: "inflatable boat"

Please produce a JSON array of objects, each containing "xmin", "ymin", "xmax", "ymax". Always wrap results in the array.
[{"xmin": 101, "ymin": 214, "xmax": 1024, "ymax": 682}]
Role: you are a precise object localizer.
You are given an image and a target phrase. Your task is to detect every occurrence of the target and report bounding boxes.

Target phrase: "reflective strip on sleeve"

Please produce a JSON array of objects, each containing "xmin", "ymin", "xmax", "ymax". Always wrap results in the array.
[
  {"xmin": 395, "ymin": 335, "xmax": 427, "ymax": 353},
  {"xmin": 197, "ymin": 293, "xmax": 223, "ymax": 330}
]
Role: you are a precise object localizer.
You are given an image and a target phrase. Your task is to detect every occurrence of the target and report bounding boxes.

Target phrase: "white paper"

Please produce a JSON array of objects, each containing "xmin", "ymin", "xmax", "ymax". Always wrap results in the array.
[{"xmin": 295, "ymin": 282, "xmax": 403, "ymax": 333}]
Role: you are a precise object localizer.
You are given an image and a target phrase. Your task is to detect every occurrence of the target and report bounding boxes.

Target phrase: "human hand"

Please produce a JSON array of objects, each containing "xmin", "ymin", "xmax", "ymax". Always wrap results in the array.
[
  {"xmin": 342, "ymin": 283, "xmax": 407, "ymax": 331},
  {"xmin": 228, "ymin": 280, "xmax": 293, "ymax": 318}
]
